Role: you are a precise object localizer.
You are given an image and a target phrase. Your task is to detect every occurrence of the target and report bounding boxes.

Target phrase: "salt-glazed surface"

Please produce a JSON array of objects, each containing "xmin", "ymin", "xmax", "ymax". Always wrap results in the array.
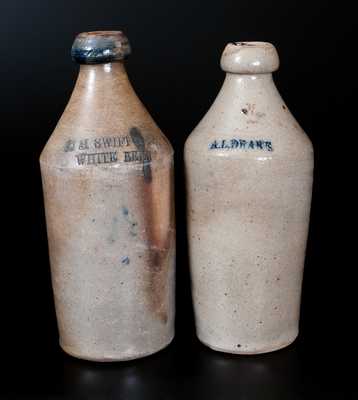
[
  {"xmin": 185, "ymin": 42, "xmax": 313, "ymax": 354},
  {"xmin": 40, "ymin": 31, "xmax": 175, "ymax": 361}
]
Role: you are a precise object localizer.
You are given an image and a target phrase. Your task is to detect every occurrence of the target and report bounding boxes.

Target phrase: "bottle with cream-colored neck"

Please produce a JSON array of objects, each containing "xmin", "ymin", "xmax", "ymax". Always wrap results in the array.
[
  {"xmin": 40, "ymin": 31, "xmax": 175, "ymax": 361},
  {"xmin": 185, "ymin": 42, "xmax": 313, "ymax": 354}
]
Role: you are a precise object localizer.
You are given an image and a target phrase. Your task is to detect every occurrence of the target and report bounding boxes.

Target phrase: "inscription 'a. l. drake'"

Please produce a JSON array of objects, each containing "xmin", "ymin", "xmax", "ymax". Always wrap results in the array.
[{"xmin": 209, "ymin": 138, "xmax": 273, "ymax": 151}]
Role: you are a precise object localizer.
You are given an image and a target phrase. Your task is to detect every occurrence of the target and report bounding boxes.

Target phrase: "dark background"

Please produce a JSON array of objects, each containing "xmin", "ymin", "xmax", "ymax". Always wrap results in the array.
[{"xmin": 0, "ymin": 0, "xmax": 356, "ymax": 398}]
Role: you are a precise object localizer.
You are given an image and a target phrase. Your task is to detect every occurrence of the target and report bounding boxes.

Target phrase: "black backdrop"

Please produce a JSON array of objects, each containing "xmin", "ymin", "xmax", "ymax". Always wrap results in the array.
[{"xmin": 0, "ymin": 0, "xmax": 356, "ymax": 398}]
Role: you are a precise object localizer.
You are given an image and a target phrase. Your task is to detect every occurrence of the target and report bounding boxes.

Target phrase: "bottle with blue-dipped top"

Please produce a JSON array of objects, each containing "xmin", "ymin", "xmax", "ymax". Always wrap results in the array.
[{"xmin": 40, "ymin": 31, "xmax": 175, "ymax": 361}]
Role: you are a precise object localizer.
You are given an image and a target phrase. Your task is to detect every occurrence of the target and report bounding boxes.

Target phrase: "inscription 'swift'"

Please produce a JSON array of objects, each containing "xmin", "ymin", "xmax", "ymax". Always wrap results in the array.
[
  {"xmin": 64, "ymin": 135, "xmax": 130, "ymax": 153},
  {"xmin": 209, "ymin": 138, "xmax": 273, "ymax": 151}
]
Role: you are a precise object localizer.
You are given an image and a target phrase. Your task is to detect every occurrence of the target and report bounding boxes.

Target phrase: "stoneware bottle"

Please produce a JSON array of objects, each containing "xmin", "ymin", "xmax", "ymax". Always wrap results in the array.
[
  {"xmin": 40, "ymin": 31, "xmax": 175, "ymax": 361},
  {"xmin": 185, "ymin": 42, "xmax": 313, "ymax": 354}
]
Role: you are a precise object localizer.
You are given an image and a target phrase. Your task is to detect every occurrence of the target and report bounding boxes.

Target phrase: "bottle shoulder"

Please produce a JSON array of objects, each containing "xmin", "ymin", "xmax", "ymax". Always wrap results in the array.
[
  {"xmin": 185, "ymin": 73, "xmax": 313, "ymax": 160},
  {"xmin": 185, "ymin": 104, "xmax": 313, "ymax": 161},
  {"xmin": 40, "ymin": 64, "xmax": 174, "ymax": 169},
  {"xmin": 185, "ymin": 127, "xmax": 313, "ymax": 164}
]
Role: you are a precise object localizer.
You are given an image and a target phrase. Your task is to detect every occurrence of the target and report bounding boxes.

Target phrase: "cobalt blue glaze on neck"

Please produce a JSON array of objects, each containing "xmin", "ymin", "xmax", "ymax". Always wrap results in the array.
[{"xmin": 71, "ymin": 31, "xmax": 131, "ymax": 64}]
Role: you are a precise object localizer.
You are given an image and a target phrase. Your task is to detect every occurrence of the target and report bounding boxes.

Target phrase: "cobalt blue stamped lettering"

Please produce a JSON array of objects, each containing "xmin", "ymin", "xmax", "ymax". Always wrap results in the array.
[{"xmin": 209, "ymin": 138, "xmax": 273, "ymax": 151}]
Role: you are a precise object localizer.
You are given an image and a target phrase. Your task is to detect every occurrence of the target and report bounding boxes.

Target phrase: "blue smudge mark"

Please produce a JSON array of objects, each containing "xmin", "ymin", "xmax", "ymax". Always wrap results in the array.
[
  {"xmin": 121, "ymin": 256, "xmax": 130, "ymax": 265},
  {"xmin": 122, "ymin": 207, "xmax": 138, "ymax": 237}
]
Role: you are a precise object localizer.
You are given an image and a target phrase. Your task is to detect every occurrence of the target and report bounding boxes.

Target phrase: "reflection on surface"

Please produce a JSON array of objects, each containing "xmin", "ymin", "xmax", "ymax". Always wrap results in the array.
[
  {"xmin": 63, "ymin": 344, "xmax": 174, "ymax": 399},
  {"xmin": 183, "ymin": 342, "xmax": 303, "ymax": 400},
  {"xmin": 62, "ymin": 339, "xmax": 304, "ymax": 399}
]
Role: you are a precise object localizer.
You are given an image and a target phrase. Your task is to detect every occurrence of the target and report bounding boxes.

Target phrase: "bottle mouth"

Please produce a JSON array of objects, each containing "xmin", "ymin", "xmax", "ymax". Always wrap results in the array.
[
  {"xmin": 71, "ymin": 31, "xmax": 131, "ymax": 64},
  {"xmin": 220, "ymin": 41, "xmax": 279, "ymax": 74}
]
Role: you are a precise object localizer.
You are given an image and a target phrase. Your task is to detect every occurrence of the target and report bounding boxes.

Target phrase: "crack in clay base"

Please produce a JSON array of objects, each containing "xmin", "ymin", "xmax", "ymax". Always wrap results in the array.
[
  {"xmin": 197, "ymin": 332, "xmax": 298, "ymax": 355},
  {"xmin": 59, "ymin": 334, "xmax": 174, "ymax": 362}
]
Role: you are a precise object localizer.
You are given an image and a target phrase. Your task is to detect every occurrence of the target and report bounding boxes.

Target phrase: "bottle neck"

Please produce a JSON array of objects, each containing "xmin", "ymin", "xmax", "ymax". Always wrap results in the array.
[
  {"xmin": 59, "ymin": 61, "xmax": 144, "ymax": 133},
  {"xmin": 75, "ymin": 62, "xmax": 130, "ymax": 97},
  {"xmin": 217, "ymin": 72, "xmax": 283, "ymax": 109},
  {"xmin": 224, "ymin": 72, "xmax": 275, "ymax": 91}
]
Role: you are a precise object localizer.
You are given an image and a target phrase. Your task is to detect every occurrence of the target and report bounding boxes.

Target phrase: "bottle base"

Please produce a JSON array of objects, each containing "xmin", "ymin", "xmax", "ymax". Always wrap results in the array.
[
  {"xmin": 59, "ymin": 334, "xmax": 174, "ymax": 362},
  {"xmin": 197, "ymin": 332, "xmax": 298, "ymax": 355}
]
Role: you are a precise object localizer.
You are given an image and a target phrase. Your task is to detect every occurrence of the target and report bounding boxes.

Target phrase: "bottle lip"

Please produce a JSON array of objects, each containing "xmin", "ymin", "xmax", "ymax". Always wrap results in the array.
[
  {"xmin": 220, "ymin": 41, "xmax": 279, "ymax": 74},
  {"xmin": 71, "ymin": 31, "xmax": 131, "ymax": 65}
]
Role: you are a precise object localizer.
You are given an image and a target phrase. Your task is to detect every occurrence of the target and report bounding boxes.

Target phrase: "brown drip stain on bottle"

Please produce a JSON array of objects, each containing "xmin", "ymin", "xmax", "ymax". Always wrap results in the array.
[{"xmin": 129, "ymin": 126, "xmax": 174, "ymax": 324}]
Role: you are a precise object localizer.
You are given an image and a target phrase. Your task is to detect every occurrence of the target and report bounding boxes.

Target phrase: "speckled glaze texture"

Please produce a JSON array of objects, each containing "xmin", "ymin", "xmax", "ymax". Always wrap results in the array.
[
  {"xmin": 185, "ymin": 42, "xmax": 313, "ymax": 354},
  {"xmin": 40, "ymin": 31, "xmax": 175, "ymax": 361}
]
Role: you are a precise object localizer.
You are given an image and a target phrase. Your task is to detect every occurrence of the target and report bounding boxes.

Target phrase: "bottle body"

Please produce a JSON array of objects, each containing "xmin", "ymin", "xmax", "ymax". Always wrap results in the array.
[
  {"xmin": 185, "ymin": 43, "xmax": 313, "ymax": 354},
  {"xmin": 40, "ymin": 59, "xmax": 175, "ymax": 361}
]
